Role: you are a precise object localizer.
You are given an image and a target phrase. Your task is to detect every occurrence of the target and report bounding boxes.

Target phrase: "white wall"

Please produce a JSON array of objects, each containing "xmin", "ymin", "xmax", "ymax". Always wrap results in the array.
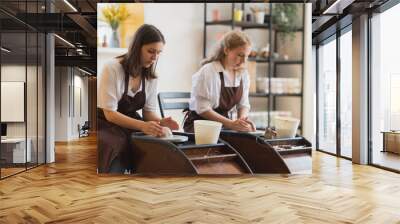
[
  {"xmin": 98, "ymin": 3, "xmax": 203, "ymax": 92},
  {"xmin": 144, "ymin": 3, "xmax": 203, "ymax": 92},
  {"xmin": 1, "ymin": 64, "xmax": 46, "ymax": 163},
  {"xmin": 72, "ymin": 73, "xmax": 89, "ymax": 137},
  {"xmin": 97, "ymin": 3, "xmax": 203, "ymax": 123},
  {"xmin": 55, "ymin": 67, "xmax": 89, "ymax": 141},
  {"xmin": 1, "ymin": 65, "xmax": 36, "ymax": 137},
  {"xmin": 55, "ymin": 67, "xmax": 69, "ymax": 141}
]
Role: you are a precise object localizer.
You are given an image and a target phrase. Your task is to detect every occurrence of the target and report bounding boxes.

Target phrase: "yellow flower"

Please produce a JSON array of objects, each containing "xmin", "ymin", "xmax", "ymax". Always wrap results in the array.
[{"xmin": 101, "ymin": 4, "xmax": 130, "ymax": 30}]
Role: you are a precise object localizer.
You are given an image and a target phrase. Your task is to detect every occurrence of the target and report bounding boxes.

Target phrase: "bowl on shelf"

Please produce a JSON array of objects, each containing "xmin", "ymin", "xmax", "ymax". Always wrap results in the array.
[{"xmin": 256, "ymin": 77, "xmax": 269, "ymax": 93}]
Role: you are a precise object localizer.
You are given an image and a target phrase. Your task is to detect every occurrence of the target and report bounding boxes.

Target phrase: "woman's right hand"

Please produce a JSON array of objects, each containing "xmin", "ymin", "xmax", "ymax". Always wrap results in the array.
[
  {"xmin": 226, "ymin": 119, "xmax": 253, "ymax": 132},
  {"xmin": 140, "ymin": 121, "xmax": 164, "ymax": 137}
]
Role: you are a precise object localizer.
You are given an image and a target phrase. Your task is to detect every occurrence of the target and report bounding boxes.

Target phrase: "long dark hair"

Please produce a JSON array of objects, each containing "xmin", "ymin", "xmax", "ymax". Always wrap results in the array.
[{"xmin": 117, "ymin": 24, "xmax": 165, "ymax": 79}]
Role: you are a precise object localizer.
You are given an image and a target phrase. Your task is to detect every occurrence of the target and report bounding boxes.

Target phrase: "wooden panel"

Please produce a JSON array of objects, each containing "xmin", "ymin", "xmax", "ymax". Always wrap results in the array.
[{"xmin": 1, "ymin": 135, "xmax": 400, "ymax": 223}]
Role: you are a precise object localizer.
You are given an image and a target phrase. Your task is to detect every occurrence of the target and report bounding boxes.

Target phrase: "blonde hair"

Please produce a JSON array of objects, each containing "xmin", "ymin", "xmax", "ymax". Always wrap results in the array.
[{"xmin": 201, "ymin": 30, "xmax": 251, "ymax": 66}]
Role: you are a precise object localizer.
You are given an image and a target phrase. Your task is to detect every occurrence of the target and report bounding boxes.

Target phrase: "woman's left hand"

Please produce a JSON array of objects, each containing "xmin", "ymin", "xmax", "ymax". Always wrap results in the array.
[
  {"xmin": 239, "ymin": 117, "xmax": 256, "ymax": 132},
  {"xmin": 160, "ymin": 117, "xmax": 179, "ymax": 130}
]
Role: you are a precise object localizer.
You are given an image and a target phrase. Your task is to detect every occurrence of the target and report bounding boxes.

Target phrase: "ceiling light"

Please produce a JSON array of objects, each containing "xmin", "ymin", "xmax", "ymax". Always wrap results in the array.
[
  {"xmin": 78, "ymin": 67, "xmax": 93, "ymax": 76},
  {"xmin": 1, "ymin": 47, "xmax": 11, "ymax": 53},
  {"xmin": 63, "ymin": 0, "xmax": 78, "ymax": 12},
  {"xmin": 322, "ymin": 0, "xmax": 355, "ymax": 15},
  {"xmin": 54, "ymin": 34, "xmax": 75, "ymax": 48}
]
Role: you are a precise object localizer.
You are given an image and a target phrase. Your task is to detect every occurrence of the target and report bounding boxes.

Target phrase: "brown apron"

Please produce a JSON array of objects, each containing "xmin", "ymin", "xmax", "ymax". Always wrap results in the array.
[
  {"xmin": 183, "ymin": 72, "xmax": 243, "ymax": 133},
  {"xmin": 97, "ymin": 73, "xmax": 146, "ymax": 173}
]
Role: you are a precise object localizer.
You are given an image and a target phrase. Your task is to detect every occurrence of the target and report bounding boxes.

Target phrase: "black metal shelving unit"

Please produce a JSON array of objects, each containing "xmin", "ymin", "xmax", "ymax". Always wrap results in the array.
[{"xmin": 203, "ymin": 3, "xmax": 305, "ymax": 133}]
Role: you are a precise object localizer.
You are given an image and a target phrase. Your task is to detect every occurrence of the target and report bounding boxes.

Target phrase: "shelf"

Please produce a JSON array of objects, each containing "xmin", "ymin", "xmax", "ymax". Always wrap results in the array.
[
  {"xmin": 97, "ymin": 47, "xmax": 127, "ymax": 55},
  {"xmin": 189, "ymin": 153, "xmax": 237, "ymax": 161},
  {"xmin": 274, "ymin": 60, "xmax": 303, "ymax": 65},
  {"xmin": 206, "ymin": 20, "xmax": 271, "ymax": 29},
  {"xmin": 249, "ymin": 93, "xmax": 302, "ymax": 97},
  {"xmin": 248, "ymin": 57, "xmax": 303, "ymax": 65},
  {"xmin": 275, "ymin": 27, "xmax": 304, "ymax": 33},
  {"xmin": 248, "ymin": 57, "xmax": 270, "ymax": 63},
  {"xmin": 206, "ymin": 21, "xmax": 304, "ymax": 32},
  {"xmin": 179, "ymin": 143, "xmax": 225, "ymax": 150},
  {"xmin": 277, "ymin": 147, "xmax": 311, "ymax": 156},
  {"xmin": 255, "ymin": 125, "xmax": 303, "ymax": 130}
]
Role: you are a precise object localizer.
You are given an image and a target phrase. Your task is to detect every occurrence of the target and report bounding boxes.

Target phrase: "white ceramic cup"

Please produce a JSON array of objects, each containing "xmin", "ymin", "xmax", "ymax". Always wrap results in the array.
[
  {"xmin": 194, "ymin": 120, "xmax": 222, "ymax": 144},
  {"xmin": 273, "ymin": 116, "xmax": 300, "ymax": 138}
]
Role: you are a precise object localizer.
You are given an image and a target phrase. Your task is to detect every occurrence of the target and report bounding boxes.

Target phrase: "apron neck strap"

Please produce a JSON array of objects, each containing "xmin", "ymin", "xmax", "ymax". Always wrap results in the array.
[
  {"xmin": 218, "ymin": 72, "xmax": 225, "ymax": 87},
  {"xmin": 123, "ymin": 73, "xmax": 146, "ymax": 96},
  {"xmin": 219, "ymin": 71, "xmax": 243, "ymax": 88},
  {"xmin": 141, "ymin": 75, "xmax": 146, "ymax": 92},
  {"xmin": 123, "ymin": 72, "xmax": 130, "ymax": 96}
]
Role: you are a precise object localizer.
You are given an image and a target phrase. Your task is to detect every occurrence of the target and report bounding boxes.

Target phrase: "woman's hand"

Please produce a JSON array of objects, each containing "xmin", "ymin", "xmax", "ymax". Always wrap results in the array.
[
  {"xmin": 160, "ymin": 116, "xmax": 179, "ymax": 130},
  {"xmin": 226, "ymin": 119, "xmax": 253, "ymax": 132},
  {"xmin": 238, "ymin": 117, "xmax": 256, "ymax": 132},
  {"xmin": 140, "ymin": 121, "xmax": 164, "ymax": 137}
]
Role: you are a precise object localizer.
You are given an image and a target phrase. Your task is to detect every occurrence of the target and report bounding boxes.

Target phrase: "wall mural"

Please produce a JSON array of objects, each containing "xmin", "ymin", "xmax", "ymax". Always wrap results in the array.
[{"xmin": 96, "ymin": 3, "xmax": 311, "ymax": 175}]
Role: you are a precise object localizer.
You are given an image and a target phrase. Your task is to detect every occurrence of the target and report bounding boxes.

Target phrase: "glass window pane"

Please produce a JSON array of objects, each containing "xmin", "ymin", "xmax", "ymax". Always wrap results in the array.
[
  {"xmin": 371, "ymin": 4, "xmax": 400, "ymax": 171},
  {"xmin": 1, "ymin": 32, "xmax": 27, "ymax": 177},
  {"xmin": 318, "ymin": 37, "xmax": 337, "ymax": 154},
  {"xmin": 340, "ymin": 29, "xmax": 352, "ymax": 158},
  {"xmin": 27, "ymin": 31, "xmax": 38, "ymax": 169}
]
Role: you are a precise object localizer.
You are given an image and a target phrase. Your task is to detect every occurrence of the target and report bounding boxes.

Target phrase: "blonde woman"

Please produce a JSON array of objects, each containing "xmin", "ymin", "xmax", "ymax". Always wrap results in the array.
[{"xmin": 184, "ymin": 30, "xmax": 255, "ymax": 133}]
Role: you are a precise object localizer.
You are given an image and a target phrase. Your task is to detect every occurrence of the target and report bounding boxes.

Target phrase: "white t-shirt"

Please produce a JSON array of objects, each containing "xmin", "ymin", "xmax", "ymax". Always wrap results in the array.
[
  {"xmin": 189, "ymin": 61, "xmax": 251, "ymax": 114},
  {"xmin": 98, "ymin": 59, "xmax": 158, "ymax": 112}
]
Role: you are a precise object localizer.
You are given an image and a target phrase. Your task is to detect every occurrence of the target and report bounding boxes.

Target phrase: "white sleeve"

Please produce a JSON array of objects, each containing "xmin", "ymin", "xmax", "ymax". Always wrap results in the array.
[
  {"xmin": 195, "ymin": 96, "xmax": 213, "ymax": 114},
  {"xmin": 193, "ymin": 70, "xmax": 213, "ymax": 114},
  {"xmin": 237, "ymin": 71, "xmax": 251, "ymax": 110},
  {"xmin": 99, "ymin": 63, "xmax": 119, "ymax": 111},
  {"xmin": 143, "ymin": 78, "xmax": 158, "ymax": 112}
]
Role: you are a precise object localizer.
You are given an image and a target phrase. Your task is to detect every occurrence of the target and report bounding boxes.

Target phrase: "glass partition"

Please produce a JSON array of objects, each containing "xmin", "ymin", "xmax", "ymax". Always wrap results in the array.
[
  {"xmin": 317, "ymin": 36, "xmax": 337, "ymax": 154},
  {"xmin": 370, "ymin": 4, "xmax": 400, "ymax": 171},
  {"xmin": 0, "ymin": 0, "xmax": 46, "ymax": 179},
  {"xmin": 339, "ymin": 28, "xmax": 352, "ymax": 158},
  {"xmin": 1, "ymin": 31, "xmax": 28, "ymax": 177},
  {"xmin": 27, "ymin": 31, "xmax": 38, "ymax": 169}
]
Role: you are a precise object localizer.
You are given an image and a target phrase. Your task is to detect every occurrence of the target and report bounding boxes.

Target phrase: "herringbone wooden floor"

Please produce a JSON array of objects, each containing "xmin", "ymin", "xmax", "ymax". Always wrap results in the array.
[{"xmin": 1, "ymin": 134, "xmax": 400, "ymax": 223}]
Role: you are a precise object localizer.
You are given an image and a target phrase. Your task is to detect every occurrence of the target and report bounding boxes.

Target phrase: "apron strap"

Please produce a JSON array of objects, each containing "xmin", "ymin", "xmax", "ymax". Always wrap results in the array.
[
  {"xmin": 219, "ymin": 71, "xmax": 243, "ymax": 88},
  {"xmin": 219, "ymin": 72, "xmax": 225, "ymax": 87},
  {"xmin": 123, "ymin": 70, "xmax": 130, "ymax": 97},
  {"xmin": 141, "ymin": 75, "xmax": 146, "ymax": 93},
  {"xmin": 123, "ymin": 72, "xmax": 146, "ymax": 97}
]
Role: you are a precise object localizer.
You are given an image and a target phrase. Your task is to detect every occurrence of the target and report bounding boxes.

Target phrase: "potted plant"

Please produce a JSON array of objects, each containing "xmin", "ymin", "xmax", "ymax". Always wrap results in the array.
[
  {"xmin": 101, "ymin": 4, "xmax": 130, "ymax": 48},
  {"xmin": 272, "ymin": 4, "xmax": 299, "ymax": 44}
]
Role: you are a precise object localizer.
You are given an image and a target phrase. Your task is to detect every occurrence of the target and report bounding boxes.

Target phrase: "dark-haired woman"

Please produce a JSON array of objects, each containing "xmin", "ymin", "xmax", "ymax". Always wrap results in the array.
[{"xmin": 97, "ymin": 24, "xmax": 179, "ymax": 173}]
